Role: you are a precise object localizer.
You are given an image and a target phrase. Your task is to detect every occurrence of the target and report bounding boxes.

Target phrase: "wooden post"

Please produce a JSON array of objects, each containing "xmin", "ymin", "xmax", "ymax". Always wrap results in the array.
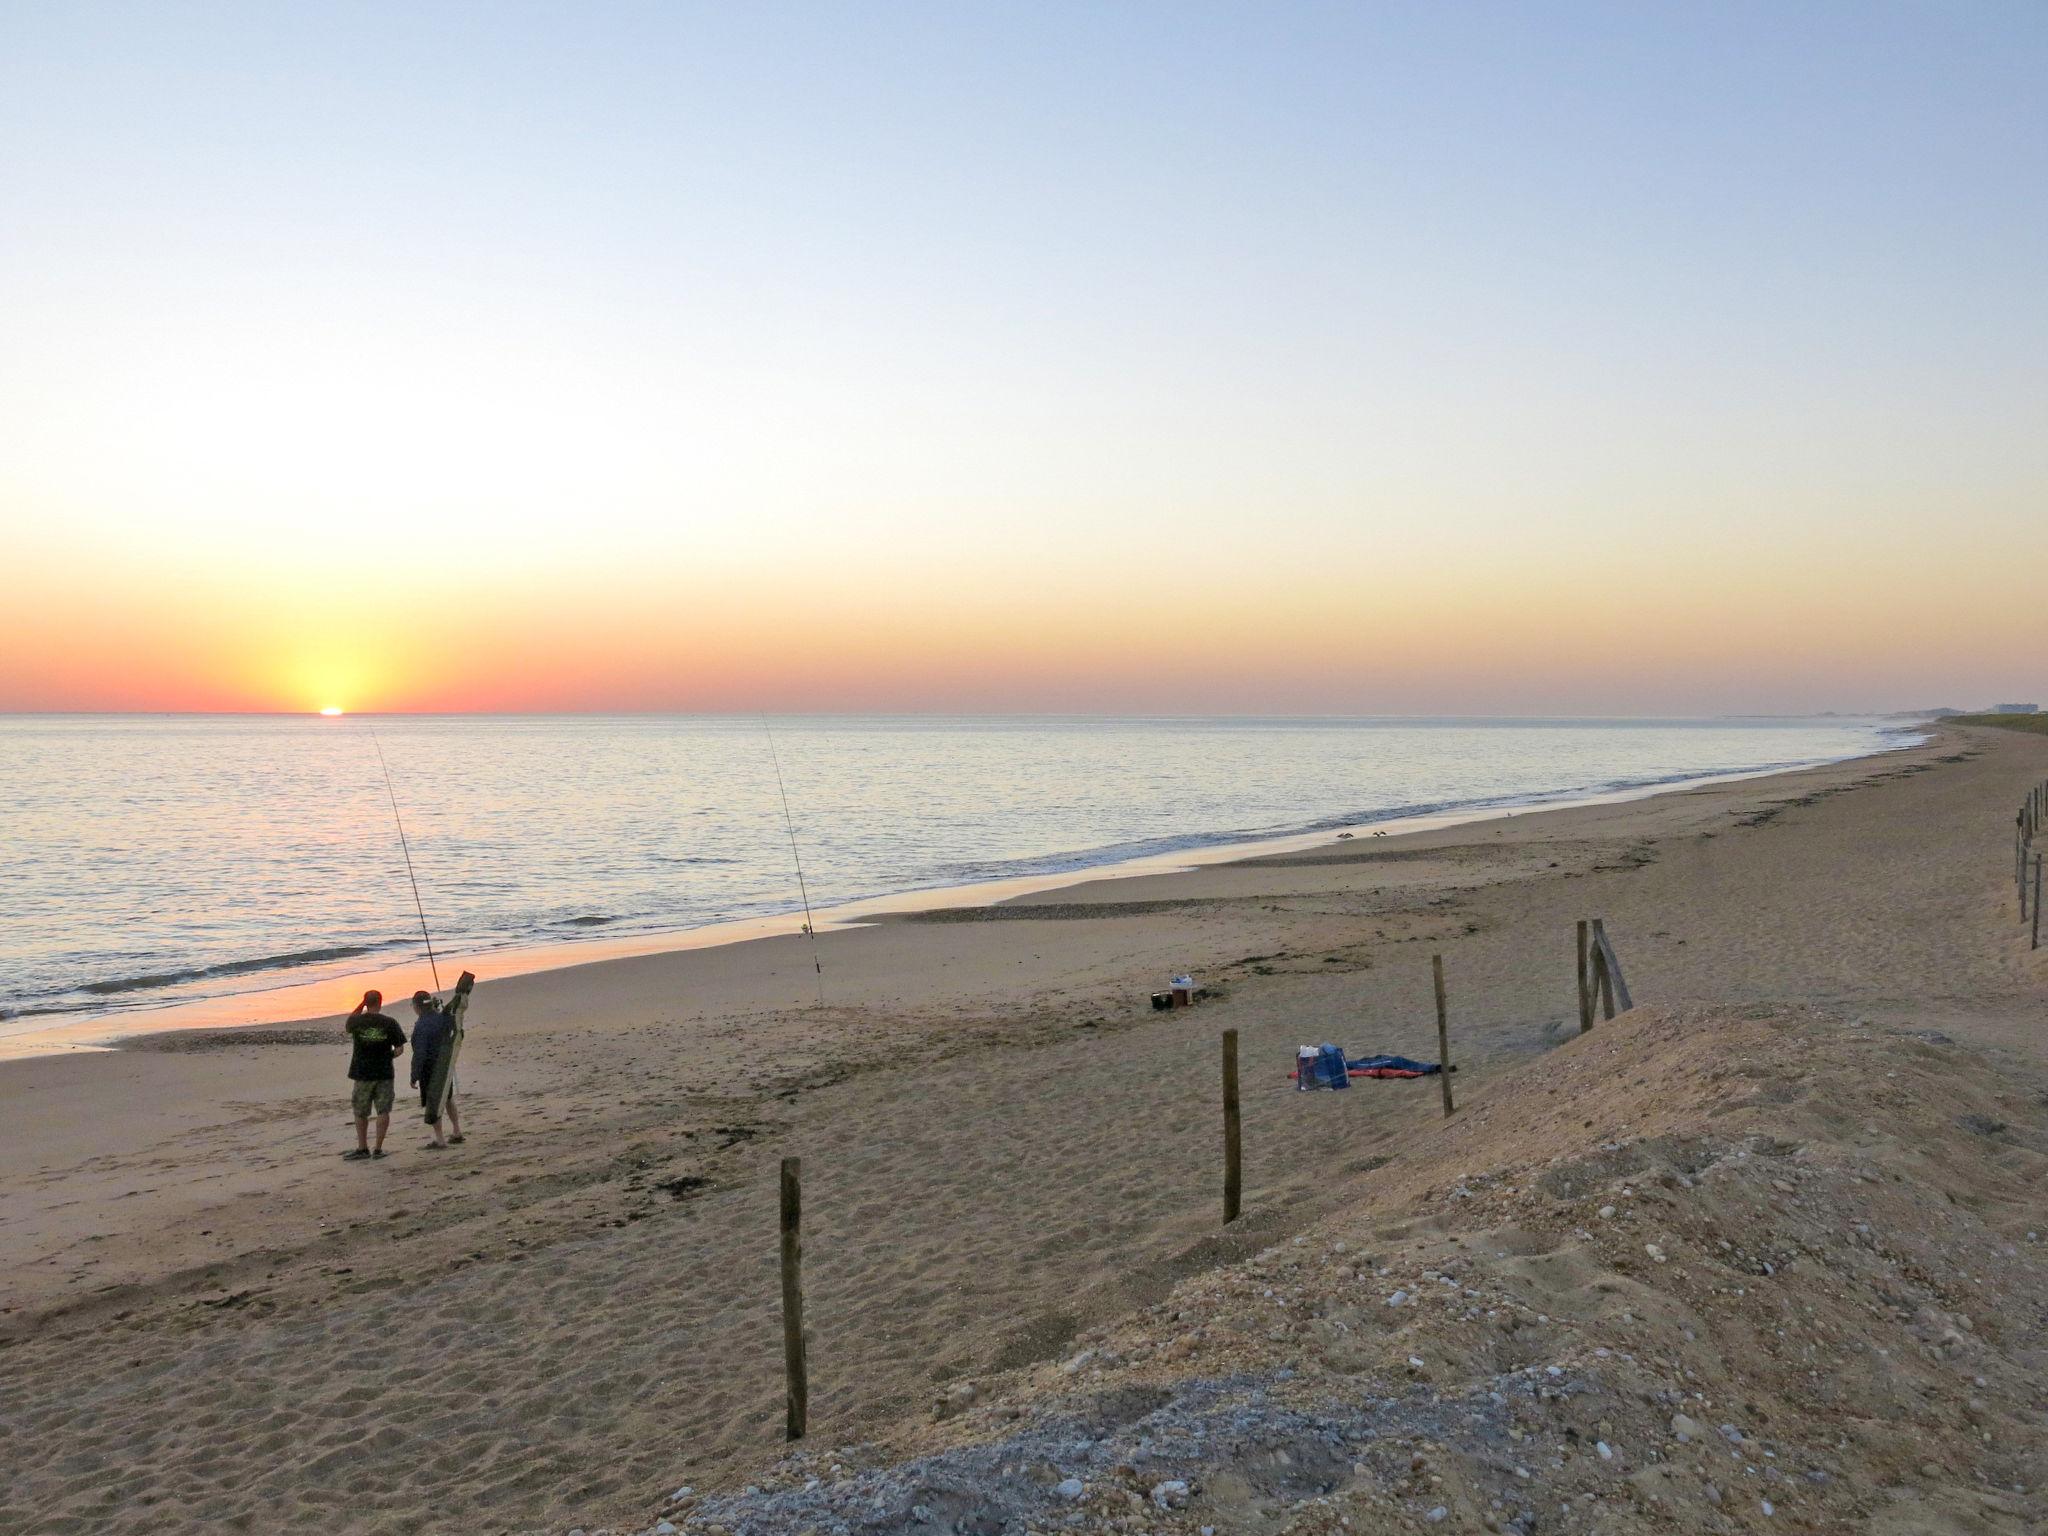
[
  {"xmin": 1595, "ymin": 919, "xmax": 1632, "ymax": 1014},
  {"xmin": 779, "ymin": 1157, "xmax": 807, "ymax": 1441},
  {"xmin": 1576, "ymin": 919, "xmax": 1592, "ymax": 1034},
  {"xmin": 1221, "ymin": 1029, "xmax": 1242, "ymax": 1224},
  {"xmin": 1432, "ymin": 953, "xmax": 1454, "ymax": 1117},
  {"xmin": 2034, "ymin": 855, "xmax": 2043, "ymax": 952},
  {"xmin": 1591, "ymin": 918, "xmax": 1630, "ymax": 1019}
]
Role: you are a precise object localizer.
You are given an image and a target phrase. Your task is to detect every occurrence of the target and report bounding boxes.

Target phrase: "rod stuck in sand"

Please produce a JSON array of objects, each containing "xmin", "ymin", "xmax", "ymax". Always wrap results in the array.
[{"xmin": 763, "ymin": 719, "xmax": 825, "ymax": 1006}]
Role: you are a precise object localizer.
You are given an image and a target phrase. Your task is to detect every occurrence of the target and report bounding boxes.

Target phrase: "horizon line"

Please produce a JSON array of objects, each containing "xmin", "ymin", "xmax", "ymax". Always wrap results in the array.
[{"xmin": 0, "ymin": 707, "xmax": 1944, "ymax": 721}]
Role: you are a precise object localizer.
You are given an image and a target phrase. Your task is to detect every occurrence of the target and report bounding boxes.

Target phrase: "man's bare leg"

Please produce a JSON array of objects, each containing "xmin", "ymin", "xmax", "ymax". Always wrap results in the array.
[
  {"xmin": 372, "ymin": 1111, "xmax": 390, "ymax": 1155},
  {"xmin": 353, "ymin": 1117, "xmax": 370, "ymax": 1154},
  {"xmin": 446, "ymin": 1091, "xmax": 462, "ymax": 1144}
]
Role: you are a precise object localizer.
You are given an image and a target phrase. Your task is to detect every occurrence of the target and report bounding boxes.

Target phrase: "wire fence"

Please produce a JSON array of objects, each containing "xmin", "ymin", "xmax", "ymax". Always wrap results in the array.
[
  {"xmin": 772, "ymin": 916, "xmax": 1634, "ymax": 1441},
  {"xmin": 2016, "ymin": 780, "xmax": 2046, "ymax": 950}
]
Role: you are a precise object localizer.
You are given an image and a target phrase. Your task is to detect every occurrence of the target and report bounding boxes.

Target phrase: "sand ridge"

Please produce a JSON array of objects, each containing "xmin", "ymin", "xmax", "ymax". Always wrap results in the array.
[{"xmin": 688, "ymin": 1001, "xmax": 2047, "ymax": 1533}]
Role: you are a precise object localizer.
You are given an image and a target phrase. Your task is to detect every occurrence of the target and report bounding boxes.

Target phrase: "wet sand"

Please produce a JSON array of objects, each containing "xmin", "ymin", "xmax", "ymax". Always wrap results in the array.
[{"xmin": 2, "ymin": 723, "xmax": 2043, "ymax": 1535}]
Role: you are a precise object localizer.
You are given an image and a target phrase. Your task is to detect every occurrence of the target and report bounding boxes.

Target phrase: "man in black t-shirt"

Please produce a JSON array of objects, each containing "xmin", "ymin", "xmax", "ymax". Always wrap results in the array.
[{"xmin": 342, "ymin": 990, "xmax": 407, "ymax": 1161}]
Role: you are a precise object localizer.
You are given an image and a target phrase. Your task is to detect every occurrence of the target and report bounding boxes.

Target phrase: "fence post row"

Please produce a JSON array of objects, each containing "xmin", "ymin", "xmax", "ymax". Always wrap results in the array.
[
  {"xmin": 768, "ymin": 926, "xmax": 1671, "ymax": 1439},
  {"xmin": 2013, "ymin": 785, "xmax": 2047, "ymax": 929}
]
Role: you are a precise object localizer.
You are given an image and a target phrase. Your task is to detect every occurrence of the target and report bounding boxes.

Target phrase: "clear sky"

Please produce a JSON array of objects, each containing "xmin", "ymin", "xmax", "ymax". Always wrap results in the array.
[{"xmin": 2, "ymin": 2, "xmax": 2043, "ymax": 714}]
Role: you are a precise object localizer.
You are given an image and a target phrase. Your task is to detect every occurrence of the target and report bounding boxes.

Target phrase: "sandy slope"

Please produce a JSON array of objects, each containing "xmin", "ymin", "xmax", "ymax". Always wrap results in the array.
[
  {"xmin": 1, "ymin": 725, "xmax": 2044, "ymax": 1535},
  {"xmin": 686, "ymin": 1000, "xmax": 2047, "ymax": 1534}
]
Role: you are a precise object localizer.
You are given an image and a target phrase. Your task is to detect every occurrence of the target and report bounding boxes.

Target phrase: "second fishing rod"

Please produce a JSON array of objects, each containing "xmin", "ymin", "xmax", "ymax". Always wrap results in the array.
[{"xmin": 363, "ymin": 720, "xmax": 443, "ymax": 993}]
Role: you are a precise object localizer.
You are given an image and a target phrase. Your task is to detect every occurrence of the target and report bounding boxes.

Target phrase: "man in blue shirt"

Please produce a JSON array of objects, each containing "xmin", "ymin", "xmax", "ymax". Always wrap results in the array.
[{"xmin": 408, "ymin": 989, "xmax": 463, "ymax": 1149}]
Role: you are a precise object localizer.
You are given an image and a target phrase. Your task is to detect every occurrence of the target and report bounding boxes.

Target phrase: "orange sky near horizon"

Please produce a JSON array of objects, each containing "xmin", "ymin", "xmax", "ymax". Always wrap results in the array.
[{"xmin": 4, "ymin": 526, "xmax": 2033, "ymax": 716}]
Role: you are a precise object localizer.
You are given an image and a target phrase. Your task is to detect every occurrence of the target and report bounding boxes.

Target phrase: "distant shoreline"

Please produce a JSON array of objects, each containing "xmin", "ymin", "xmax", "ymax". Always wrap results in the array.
[
  {"xmin": 1, "ymin": 726, "xmax": 1922, "ymax": 1059},
  {"xmin": 0, "ymin": 708, "xmax": 1962, "ymax": 717}
]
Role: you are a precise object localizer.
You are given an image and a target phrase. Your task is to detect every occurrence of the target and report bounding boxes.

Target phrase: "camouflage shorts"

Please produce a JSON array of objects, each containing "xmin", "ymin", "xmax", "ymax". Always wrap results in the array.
[{"xmin": 350, "ymin": 1078, "xmax": 395, "ymax": 1119}]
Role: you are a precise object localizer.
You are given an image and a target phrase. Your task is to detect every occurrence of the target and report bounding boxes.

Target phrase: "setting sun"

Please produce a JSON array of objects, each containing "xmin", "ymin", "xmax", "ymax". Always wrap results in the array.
[{"xmin": 319, "ymin": 707, "xmax": 343, "ymax": 717}]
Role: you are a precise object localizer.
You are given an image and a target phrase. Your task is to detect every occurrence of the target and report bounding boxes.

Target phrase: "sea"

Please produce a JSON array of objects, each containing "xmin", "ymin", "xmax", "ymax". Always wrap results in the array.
[{"xmin": 0, "ymin": 714, "xmax": 1918, "ymax": 1030}]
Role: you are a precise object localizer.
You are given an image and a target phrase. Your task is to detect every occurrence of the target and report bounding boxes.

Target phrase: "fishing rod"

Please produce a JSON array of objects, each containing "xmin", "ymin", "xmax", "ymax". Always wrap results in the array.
[
  {"xmin": 365, "ymin": 722, "xmax": 443, "ymax": 993},
  {"xmin": 762, "ymin": 719, "xmax": 824, "ymax": 1007}
]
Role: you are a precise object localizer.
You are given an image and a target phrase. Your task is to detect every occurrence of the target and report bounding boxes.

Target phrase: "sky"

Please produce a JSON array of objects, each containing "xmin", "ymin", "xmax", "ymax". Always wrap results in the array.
[{"xmin": 2, "ymin": 2, "xmax": 2043, "ymax": 715}]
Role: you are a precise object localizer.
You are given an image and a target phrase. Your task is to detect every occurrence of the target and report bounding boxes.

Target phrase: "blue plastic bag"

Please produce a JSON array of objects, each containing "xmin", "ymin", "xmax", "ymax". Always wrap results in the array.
[{"xmin": 1314, "ymin": 1043, "xmax": 1351, "ymax": 1090}]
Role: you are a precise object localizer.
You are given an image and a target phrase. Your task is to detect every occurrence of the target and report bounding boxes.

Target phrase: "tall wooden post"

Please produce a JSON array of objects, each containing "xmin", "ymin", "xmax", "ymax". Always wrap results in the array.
[
  {"xmin": 1221, "ymin": 1029, "xmax": 1242, "ymax": 1224},
  {"xmin": 1432, "ymin": 953, "xmax": 1454, "ymax": 1117},
  {"xmin": 1594, "ymin": 919, "xmax": 1631, "ymax": 1010},
  {"xmin": 2034, "ymin": 856, "xmax": 2043, "ymax": 952},
  {"xmin": 1576, "ymin": 919, "xmax": 1592, "ymax": 1034},
  {"xmin": 779, "ymin": 1157, "xmax": 808, "ymax": 1440},
  {"xmin": 1591, "ymin": 919, "xmax": 1625, "ymax": 1020}
]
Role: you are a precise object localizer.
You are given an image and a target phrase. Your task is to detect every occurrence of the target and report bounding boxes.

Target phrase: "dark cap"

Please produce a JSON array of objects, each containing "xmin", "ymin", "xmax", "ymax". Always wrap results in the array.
[{"xmin": 411, "ymin": 989, "xmax": 434, "ymax": 1006}]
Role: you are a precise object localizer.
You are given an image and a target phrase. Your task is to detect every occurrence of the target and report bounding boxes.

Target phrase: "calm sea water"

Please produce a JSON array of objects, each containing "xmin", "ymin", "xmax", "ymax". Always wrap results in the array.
[{"xmin": 1, "ymin": 714, "xmax": 1913, "ymax": 1026}]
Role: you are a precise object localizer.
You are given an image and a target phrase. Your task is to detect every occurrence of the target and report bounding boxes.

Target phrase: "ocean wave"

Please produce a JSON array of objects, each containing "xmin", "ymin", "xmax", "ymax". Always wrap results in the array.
[
  {"xmin": 921, "ymin": 742, "xmax": 1916, "ymax": 890},
  {"xmin": 78, "ymin": 944, "xmax": 384, "ymax": 997}
]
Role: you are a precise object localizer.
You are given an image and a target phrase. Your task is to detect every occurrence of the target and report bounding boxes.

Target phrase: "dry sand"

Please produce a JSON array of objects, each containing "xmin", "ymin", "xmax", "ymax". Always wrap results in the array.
[{"xmin": 2, "ymin": 725, "xmax": 2044, "ymax": 1535}]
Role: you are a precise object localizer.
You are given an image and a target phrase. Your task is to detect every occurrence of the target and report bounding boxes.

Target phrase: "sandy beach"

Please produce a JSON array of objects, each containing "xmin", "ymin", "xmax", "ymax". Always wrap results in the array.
[{"xmin": 4, "ymin": 723, "xmax": 2046, "ymax": 1535}]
